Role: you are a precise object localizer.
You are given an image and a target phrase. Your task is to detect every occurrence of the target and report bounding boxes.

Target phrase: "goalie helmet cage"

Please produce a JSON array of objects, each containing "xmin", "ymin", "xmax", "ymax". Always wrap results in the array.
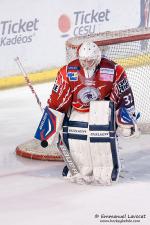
[{"xmin": 16, "ymin": 27, "xmax": 150, "ymax": 161}]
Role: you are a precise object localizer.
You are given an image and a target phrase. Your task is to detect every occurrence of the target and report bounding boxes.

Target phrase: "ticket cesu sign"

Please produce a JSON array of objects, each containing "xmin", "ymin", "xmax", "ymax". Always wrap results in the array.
[
  {"xmin": 73, "ymin": 9, "xmax": 111, "ymax": 36},
  {"xmin": 57, "ymin": 0, "xmax": 140, "ymax": 38},
  {"xmin": 58, "ymin": 8, "xmax": 111, "ymax": 37},
  {"xmin": 0, "ymin": 18, "xmax": 39, "ymax": 47}
]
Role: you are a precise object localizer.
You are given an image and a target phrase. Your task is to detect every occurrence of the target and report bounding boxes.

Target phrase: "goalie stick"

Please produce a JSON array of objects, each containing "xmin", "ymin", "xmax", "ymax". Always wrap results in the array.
[
  {"xmin": 15, "ymin": 57, "xmax": 79, "ymax": 175},
  {"xmin": 57, "ymin": 134, "xmax": 79, "ymax": 176},
  {"xmin": 14, "ymin": 57, "xmax": 43, "ymax": 112}
]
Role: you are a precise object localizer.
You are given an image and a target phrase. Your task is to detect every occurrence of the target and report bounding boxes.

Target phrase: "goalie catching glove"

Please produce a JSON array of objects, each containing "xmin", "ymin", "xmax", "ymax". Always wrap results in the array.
[{"xmin": 116, "ymin": 107, "xmax": 140, "ymax": 138}]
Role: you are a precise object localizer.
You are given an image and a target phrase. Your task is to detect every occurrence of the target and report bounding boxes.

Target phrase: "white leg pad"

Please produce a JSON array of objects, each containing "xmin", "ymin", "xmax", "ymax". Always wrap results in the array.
[
  {"xmin": 90, "ymin": 142, "xmax": 113, "ymax": 185},
  {"xmin": 69, "ymin": 139, "xmax": 93, "ymax": 176},
  {"xmin": 67, "ymin": 111, "xmax": 93, "ymax": 177},
  {"xmin": 63, "ymin": 101, "xmax": 120, "ymax": 185},
  {"xmin": 89, "ymin": 101, "xmax": 120, "ymax": 184}
]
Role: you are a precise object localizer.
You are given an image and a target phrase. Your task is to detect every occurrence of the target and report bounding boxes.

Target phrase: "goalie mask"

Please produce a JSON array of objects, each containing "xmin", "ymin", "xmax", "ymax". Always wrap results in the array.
[{"xmin": 78, "ymin": 41, "xmax": 101, "ymax": 78}]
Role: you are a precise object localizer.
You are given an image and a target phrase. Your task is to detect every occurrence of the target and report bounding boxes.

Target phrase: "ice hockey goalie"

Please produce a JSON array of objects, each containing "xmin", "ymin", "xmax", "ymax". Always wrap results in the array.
[{"xmin": 35, "ymin": 41, "xmax": 139, "ymax": 185}]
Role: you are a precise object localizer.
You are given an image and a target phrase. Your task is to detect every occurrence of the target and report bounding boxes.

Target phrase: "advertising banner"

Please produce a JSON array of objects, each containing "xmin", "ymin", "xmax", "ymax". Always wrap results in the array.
[{"xmin": 0, "ymin": 0, "xmax": 147, "ymax": 78}]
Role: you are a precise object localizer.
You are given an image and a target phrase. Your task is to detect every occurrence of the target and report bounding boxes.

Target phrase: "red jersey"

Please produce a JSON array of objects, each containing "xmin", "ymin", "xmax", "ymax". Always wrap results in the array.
[{"xmin": 48, "ymin": 58, "xmax": 135, "ymax": 114}]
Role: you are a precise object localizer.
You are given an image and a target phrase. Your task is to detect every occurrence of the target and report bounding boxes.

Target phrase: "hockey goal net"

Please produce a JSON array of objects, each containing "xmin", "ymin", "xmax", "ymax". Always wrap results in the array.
[{"xmin": 16, "ymin": 27, "xmax": 150, "ymax": 161}]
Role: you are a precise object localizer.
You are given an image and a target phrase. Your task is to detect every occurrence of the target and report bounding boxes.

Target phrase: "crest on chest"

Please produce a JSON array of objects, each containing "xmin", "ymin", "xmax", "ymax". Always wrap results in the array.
[{"xmin": 77, "ymin": 87, "xmax": 99, "ymax": 104}]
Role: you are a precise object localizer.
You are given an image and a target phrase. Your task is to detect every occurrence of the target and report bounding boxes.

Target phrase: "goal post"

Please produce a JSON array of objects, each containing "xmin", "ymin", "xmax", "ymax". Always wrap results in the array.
[{"xmin": 16, "ymin": 27, "xmax": 150, "ymax": 161}]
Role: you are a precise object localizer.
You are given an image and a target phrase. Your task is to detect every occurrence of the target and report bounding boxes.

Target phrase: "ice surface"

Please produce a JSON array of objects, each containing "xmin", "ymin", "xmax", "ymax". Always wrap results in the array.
[{"xmin": 0, "ymin": 82, "xmax": 150, "ymax": 225}]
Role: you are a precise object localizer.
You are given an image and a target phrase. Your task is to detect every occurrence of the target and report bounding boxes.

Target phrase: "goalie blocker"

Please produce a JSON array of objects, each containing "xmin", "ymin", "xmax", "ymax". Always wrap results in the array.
[
  {"xmin": 34, "ymin": 106, "xmax": 80, "ymax": 176},
  {"xmin": 34, "ymin": 101, "xmax": 120, "ymax": 185}
]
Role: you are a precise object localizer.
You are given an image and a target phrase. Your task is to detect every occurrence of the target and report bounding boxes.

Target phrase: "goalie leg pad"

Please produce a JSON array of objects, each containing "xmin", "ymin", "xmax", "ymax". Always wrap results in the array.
[
  {"xmin": 63, "ymin": 110, "xmax": 93, "ymax": 178},
  {"xmin": 63, "ymin": 101, "xmax": 120, "ymax": 185},
  {"xmin": 69, "ymin": 139, "xmax": 93, "ymax": 176},
  {"xmin": 89, "ymin": 101, "xmax": 120, "ymax": 184},
  {"xmin": 90, "ymin": 142, "xmax": 114, "ymax": 184}
]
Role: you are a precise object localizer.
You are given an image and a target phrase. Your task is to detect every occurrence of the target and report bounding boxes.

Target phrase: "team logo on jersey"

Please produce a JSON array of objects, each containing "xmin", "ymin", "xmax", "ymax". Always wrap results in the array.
[
  {"xmin": 100, "ymin": 68, "xmax": 114, "ymax": 82},
  {"xmin": 67, "ymin": 66, "xmax": 80, "ymax": 71},
  {"xmin": 67, "ymin": 72, "xmax": 78, "ymax": 81},
  {"xmin": 53, "ymin": 83, "xmax": 59, "ymax": 92},
  {"xmin": 118, "ymin": 78, "xmax": 130, "ymax": 93},
  {"xmin": 77, "ymin": 87, "xmax": 99, "ymax": 104},
  {"xmin": 34, "ymin": 107, "xmax": 56, "ymax": 141}
]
